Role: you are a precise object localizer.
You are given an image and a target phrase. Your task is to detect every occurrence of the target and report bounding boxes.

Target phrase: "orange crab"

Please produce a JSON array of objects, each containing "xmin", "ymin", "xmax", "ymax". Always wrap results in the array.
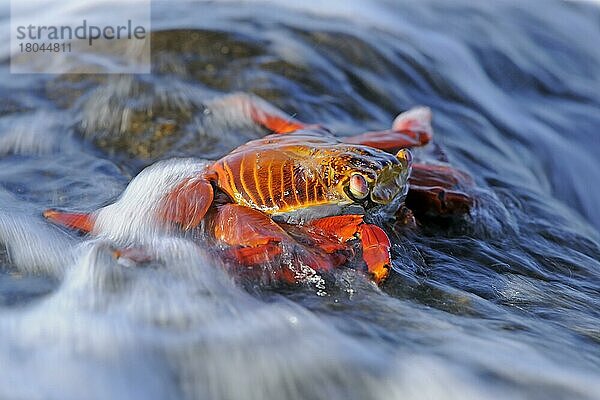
[{"xmin": 43, "ymin": 95, "xmax": 472, "ymax": 284}]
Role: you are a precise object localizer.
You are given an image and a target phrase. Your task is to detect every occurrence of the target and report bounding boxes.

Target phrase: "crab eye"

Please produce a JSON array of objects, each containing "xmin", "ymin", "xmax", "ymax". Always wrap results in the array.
[{"xmin": 349, "ymin": 174, "xmax": 369, "ymax": 200}]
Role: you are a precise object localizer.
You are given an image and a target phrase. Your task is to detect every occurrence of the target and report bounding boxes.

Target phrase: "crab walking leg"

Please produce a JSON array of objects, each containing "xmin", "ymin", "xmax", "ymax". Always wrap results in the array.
[
  {"xmin": 248, "ymin": 103, "xmax": 308, "ymax": 134},
  {"xmin": 212, "ymin": 93, "xmax": 309, "ymax": 134},
  {"xmin": 309, "ymin": 215, "xmax": 391, "ymax": 284},
  {"xmin": 46, "ymin": 171, "xmax": 216, "ymax": 236},
  {"xmin": 42, "ymin": 210, "xmax": 154, "ymax": 263},
  {"xmin": 343, "ymin": 107, "xmax": 433, "ymax": 152},
  {"xmin": 407, "ymin": 163, "xmax": 474, "ymax": 216},
  {"xmin": 213, "ymin": 204, "xmax": 334, "ymax": 281},
  {"xmin": 159, "ymin": 175, "xmax": 214, "ymax": 230},
  {"xmin": 214, "ymin": 94, "xmax": 433, "ymax": 145},
  {"xmin": 43, "ymin": 209, "xmax": 95, "ymax": 233},
  {"xmin": 410, "ymin": 163, "xmax": 473, "ymax": 187}
]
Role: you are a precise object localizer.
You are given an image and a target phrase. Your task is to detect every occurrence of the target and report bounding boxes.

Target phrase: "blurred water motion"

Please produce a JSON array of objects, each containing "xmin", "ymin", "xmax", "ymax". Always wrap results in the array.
[{"xmin": 1, "ymin": 1, "xmax": 600, "ymax": 399}]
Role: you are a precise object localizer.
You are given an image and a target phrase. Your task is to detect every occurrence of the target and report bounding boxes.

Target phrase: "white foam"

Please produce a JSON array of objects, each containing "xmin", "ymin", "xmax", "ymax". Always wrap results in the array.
[
  {"xmin": 0, "ymin": 111, "xmax": 76, "ymax": 156},
  {"xmin": 0, "ymin": 210, "xmax": 77, "ymax": 277},
  {"xmin": 93, "ymin": 158, "xmax": 210, "ymax": 246}
]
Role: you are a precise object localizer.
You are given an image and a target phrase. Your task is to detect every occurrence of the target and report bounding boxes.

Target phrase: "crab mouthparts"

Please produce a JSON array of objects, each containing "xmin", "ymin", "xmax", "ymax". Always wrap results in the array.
[
  {"xmin": 370, "ymin": 152, "xmax": 412, "ymax": 209},
  {"xmin": 371, "ymin": 168, "xmax": 409, "ymax": 204}
]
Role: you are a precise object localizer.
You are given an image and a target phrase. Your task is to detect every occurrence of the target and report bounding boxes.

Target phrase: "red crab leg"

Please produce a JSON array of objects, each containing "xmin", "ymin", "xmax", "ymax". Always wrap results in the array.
[
  {"xmin": 308, "ymin": 215, "xmax": 391, "ymax": 284},
  {"xmin": 43, "ymin": 209, "xmax": 95, "ymax": 233},
  {"xmin": 213, "ymin": 204, "xmax": 334, "ymax": 282},
  {"xmin": 159, "ymin": 175, "xmax": 214, "ymax": 230},
  {"xmin": 43, "ymin": 209, "xmax": 153, "ymax": 264},
  {"xmin": 342, "ymin": 107, "xmax": 433, "ymax": 152},
  {"xmin": 223, "ymin": 94, "xmax": 431, "ymax": 146},
  {"xmin": 407, "ymin": 163, "xmax": 473, "ymax": 216},
  {"xmin": 249, "ymin": 105, "xmax": 307, "ymax": 134},
  {"xmin": 410, "ymin": 163, "xmax": 472, "ymax": 187},
  {"xmin": 45, "ymin": 174, "xmax": 215, "ymax": 233},
  {"xmin": 219, "ymin": 93, "xmax": 309, "ymax": 134}
]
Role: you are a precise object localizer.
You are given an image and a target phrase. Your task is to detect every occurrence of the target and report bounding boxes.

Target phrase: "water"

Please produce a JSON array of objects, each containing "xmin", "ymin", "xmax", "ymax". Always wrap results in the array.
[{"xmin": 1, "ymin": 0, "xmax": 600, "ymax": 399}]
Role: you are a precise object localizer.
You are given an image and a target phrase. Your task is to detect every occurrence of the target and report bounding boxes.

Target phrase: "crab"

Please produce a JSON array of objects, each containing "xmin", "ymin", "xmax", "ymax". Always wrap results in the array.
[{"xmin": 43, "ymin": 94, "xmax": 472, "ymax": 284}]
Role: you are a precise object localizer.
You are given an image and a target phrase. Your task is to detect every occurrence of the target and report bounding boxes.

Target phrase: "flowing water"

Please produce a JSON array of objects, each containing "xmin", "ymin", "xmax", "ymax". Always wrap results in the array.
[{"xmin": 1, "ymin": 0, "xmax": 600, "ymax": 399}]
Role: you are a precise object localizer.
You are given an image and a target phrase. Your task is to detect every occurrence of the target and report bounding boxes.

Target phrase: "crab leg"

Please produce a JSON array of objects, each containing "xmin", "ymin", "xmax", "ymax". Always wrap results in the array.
[
  {"xmin": 410, "ymin": 163, "xmax": 472, "ymax": 188},
  {"xmin": 407, "ymin": 163, "xmax": 473, "ymax": 217},
  {"xmin": 45, "ymin": 172, "xmax": 216, "ymax": 233},
  {"xmin": 159, "ymin": 175, "xmax": 214, "ymax": 230},
  {"xmin": 248, "ymin": 104, "xmax": 308, "ymax": 134},
  {"xmin": 43, "ymin": 210, "xmax": 154, "ymax": 263},
  {"xmin": 308, "ymin": 215, "xmax": 391, "ymax": 284},
  {"xmin": 43, "ymin": 209, "xmax": 95, "ymax": 233},
  {"xmin": 343, "ymin": 107, "xmax": 433, "ymax": 151},
  {"xmin": 211, "ymin": 93, "xmax": 310, "ymax": 134},
  {"xmin": 217, "ymin": 94, "xmax": 435, "ymax": 150}
]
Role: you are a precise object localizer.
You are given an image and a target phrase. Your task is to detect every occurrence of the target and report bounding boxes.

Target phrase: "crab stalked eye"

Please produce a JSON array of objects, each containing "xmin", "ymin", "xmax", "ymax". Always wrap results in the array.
[{"xmin": 349, "ymin": 173, "xmax": 369, "ymax": 200}]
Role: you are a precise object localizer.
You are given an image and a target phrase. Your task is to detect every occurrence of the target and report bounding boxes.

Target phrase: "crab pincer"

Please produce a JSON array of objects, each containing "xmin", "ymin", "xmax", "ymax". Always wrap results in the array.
[{"xmin": 308, "ymin": 215, "xmax": 392, "ymax": 284}]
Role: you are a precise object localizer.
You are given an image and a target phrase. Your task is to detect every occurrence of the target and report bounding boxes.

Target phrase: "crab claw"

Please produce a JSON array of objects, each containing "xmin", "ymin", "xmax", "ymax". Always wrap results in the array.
[
  {"xmin": 213, "ymin": 204, "xmax": 338, "ymax": 283},
  {"xmin": 308, "ymin": 215, "xmax": 391, "ymax": 284},
  {"xmin": 358, "ymin": 223, "xmax": 391, "ymax": 283}
]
